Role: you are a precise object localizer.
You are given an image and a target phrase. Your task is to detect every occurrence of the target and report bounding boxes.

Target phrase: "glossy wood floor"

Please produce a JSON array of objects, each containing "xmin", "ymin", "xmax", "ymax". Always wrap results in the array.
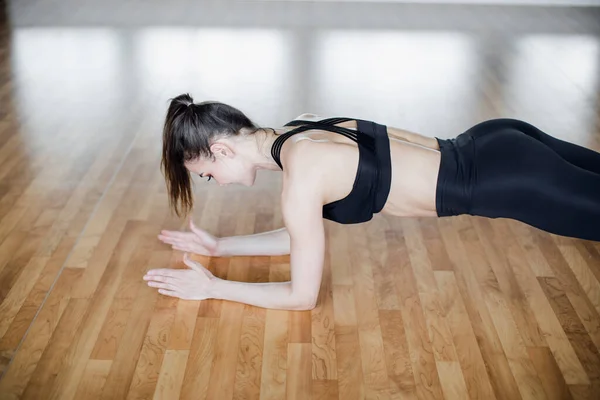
[{"xmin": 1, "ymin": 1, "xmax": 600, "ymax": 399}]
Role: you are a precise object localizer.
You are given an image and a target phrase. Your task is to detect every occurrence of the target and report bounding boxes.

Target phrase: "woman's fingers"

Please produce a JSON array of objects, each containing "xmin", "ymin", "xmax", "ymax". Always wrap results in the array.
[
  {"xmin": 189, "ymin": 220, "xmax": 217, "ymax": 245},
  {"xmin": 147, "ymin": 280, "xmax": 179, "ymax": 291},
  {"xmin": 189, "ymin": 219, "xmax": 206, "ymax": 236},
  {"xmin": 158, "ymin": 234, "xmax": 184, "ymax": 245},
  {"xmin": 158, "ymin": 234, "xmax": 198, "ymax": 248},
  {"xmin": 157, "ymin": 234, "xmax": 173, "ymax": 243},
  {"xmin": 144, "ymin": 271, "xmax": 185, "ymax": 290},
  {"xmin": 144, "ymin": 260, "xmax": 211, "ymax": 300},
  {"xmin": 159, "ymin": 231, "xmax": 207, "ymax": 247},
  {"xmin": 162, "ymin": 227, "xmax": 205, "ymax": 240},
  {"xmin": 159, "ymin": 233, "xmax": 211, "ymax": 253},
  {"xmin": 158, "ymin": 235, "xmax": 184, "ymax": 245},
  {"xmin": 145, "ymin": 269, "xmax": 178, "ymax": 277},
  {"xmin": 163, "ymin": 238, "xmax": 208, "ymax": 253},
  {"xmin": 158, "ymin": 226, "xmax": 215, "ymax": 256},
  {"xmin": 182, "ymin": 253, "xmax": 199, "ymax": 270},
  {"xmin": 159, "ymin": 230, "xmax": 192, "ymax": 240},
  {"xmin": 182, "ymin": 253, "xmax": 210, "ymax": 273}
]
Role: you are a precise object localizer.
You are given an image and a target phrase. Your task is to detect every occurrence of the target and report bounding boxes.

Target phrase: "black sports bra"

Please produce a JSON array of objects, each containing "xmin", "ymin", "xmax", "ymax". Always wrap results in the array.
[{"xmin": 270, "ymin": 117, "xmax": 392, "ymax": 224}]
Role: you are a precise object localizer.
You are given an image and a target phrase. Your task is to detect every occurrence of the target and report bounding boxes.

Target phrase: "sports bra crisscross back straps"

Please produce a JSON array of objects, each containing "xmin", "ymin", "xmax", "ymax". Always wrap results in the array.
[{"xmin": 270, "ymin": 117, "xmax": 392, "ymax": 224}]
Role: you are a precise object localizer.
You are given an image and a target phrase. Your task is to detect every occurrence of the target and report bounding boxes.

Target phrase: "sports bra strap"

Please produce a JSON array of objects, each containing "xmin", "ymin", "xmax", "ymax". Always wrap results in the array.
[
  {"xmin": 284, "ymin": 117, "xmax": 354, "ymax": 127},
  {"xmin": 271, "ymin": 117, "xmax": 375, "ymax": 170},
  {"xmin": 284, "ymin": 119, "xmax": 360, "ymax": 140},
  {"xmin": 288, "ymin": 123, "xmax": 357, "ymax": 140}
]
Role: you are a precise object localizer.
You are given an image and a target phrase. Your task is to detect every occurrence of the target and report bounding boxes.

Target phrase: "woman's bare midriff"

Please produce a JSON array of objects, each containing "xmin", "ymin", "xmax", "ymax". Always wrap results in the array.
[
  {"xmin": 383, "ymin": 138, "xmax": 441, "ymax": 217},
  {"xmin": 285, "ymin": 117, "xmax": 442, "ymax": 218}
]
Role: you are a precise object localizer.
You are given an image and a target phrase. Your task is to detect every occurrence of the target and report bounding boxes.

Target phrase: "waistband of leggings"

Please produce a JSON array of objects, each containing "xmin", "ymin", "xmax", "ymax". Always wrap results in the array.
[{"xmin": 435, "ymin": 136, "xmax": 474, "ymax": 217}]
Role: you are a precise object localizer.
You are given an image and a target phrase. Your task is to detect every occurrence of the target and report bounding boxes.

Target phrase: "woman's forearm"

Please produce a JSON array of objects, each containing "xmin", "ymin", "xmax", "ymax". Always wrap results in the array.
[
  {"xmin": 216, "ymin": 227, "xmax": 290, "ymax": 257},
  {"xmin": 209, "ymin": 279, "xmax": 314, "ymax": 310}
]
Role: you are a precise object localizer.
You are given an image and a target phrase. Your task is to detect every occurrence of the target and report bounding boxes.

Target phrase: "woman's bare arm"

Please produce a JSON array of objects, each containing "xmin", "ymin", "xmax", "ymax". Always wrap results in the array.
[
  {"xmin": 147, "ymin": 140, "xmax": 326, "ymax": 310},
  {"xmin": 158, "ymin": 221, "xmax": 290, "ymax": 257},
  {"xmin": 209, "ymin": 140, "xmax": 326, "ymax": 309},
  {"xmin": 217, "ymin": 228, "xmax": 290, "ymax": 257}
]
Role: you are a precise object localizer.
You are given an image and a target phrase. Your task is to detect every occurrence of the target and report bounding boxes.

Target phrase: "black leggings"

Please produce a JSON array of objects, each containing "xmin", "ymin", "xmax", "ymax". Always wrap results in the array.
[{"xmin": 435, "ymin": 119, "xmax": 600, "ymax": 241}]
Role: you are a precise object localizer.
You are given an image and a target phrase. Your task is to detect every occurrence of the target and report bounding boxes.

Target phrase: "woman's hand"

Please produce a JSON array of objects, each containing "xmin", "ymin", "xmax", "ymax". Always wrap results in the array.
[
  {"xmin": 143, "ymin": 253, "xmax": 217, "ymax": 300},
  {"xmin": 158, "ymin": 218, "xmax": 220, "ymax": 256}
]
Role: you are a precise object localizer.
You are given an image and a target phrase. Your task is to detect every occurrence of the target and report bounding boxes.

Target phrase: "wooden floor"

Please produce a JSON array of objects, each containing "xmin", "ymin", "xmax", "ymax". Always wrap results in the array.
[{"xmin": 1, "ymin": 1, "xmax": 600, "ymax": 399}]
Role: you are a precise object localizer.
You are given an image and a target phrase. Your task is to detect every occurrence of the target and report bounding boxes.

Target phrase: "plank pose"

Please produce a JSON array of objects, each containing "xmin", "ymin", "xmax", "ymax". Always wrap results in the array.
[{"xmin": 144, "ymin": 93, "xmax": 600, "ymax": 310}]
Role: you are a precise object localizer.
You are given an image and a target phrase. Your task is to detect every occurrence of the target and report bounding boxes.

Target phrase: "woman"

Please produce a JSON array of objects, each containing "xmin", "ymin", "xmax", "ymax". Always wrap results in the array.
[{"xmin": 144, "ymin": 93, "xmax": 600, "ymax": 310}]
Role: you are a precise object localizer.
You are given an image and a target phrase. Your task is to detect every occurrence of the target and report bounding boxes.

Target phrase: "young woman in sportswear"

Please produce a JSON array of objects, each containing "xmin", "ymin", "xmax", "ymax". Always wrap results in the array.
[{"xmin": 144, "ymin": 93, "xmax": 600, "ymax": 310}]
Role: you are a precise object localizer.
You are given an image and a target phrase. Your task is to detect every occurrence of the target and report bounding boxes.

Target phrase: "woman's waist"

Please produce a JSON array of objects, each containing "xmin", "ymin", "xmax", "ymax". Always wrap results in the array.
[
  {"xmin": 385, "ymin": 155, "xmax": 441, "ymax": 217},
  {"xmin": 435, "ymin": 135, "xmax": 477, "ymax": 216}
]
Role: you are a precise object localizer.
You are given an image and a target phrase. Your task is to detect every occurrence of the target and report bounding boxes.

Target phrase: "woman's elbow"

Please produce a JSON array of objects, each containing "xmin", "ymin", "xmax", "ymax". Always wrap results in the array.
[
  {"xmin": 296, "ymin": 302, "xmax": 317, "ymax": 311},
  {"xmin": 293, "ymin": 294, "xmax": 318, "ymax": 311}
]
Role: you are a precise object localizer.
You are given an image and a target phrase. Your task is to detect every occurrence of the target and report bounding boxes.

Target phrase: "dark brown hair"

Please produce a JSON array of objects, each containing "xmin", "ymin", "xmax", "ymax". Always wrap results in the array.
[{"xmin": 161, "ymin": 93, "xmax": 270, "ymax": 217}]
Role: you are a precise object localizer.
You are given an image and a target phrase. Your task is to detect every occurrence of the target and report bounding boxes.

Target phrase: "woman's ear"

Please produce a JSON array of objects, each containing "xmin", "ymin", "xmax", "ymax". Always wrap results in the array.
[{"xmin": 210, "ymin": 142, "xmax": 233, "ymax": 158}]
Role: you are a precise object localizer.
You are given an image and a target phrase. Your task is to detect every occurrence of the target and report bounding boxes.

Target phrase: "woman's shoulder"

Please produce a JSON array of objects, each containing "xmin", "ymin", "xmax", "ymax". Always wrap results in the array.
[
  {"xmin": 279, "ymin": 132, "xmax": 329, "ymax": 206},
  {"xmin": 293, "ymin": 113, "xmax": 321, "ymax": 120}
]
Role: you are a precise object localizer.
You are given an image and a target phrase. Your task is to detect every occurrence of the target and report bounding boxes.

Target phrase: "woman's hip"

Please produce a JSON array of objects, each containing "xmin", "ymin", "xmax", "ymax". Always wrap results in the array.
[{"xmin": 434, "ymin": 119, "xmax": 553, "ymax": 218}]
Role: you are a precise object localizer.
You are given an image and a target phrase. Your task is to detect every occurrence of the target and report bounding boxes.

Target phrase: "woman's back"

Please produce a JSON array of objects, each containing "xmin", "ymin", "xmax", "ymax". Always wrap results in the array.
[{"xmin": 275, "ymin": 115, "xmax": 442, "ymax": 220}]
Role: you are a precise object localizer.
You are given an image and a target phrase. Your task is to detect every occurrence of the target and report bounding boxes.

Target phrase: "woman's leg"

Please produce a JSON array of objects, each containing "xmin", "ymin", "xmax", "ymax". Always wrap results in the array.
[
  {"xmin": 470, "ymin": 129, "xmax": 600, "ymax": 241},
  {"xmin": 466, "ymin": 118, "xmax": 600, "ymax": 175}
]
